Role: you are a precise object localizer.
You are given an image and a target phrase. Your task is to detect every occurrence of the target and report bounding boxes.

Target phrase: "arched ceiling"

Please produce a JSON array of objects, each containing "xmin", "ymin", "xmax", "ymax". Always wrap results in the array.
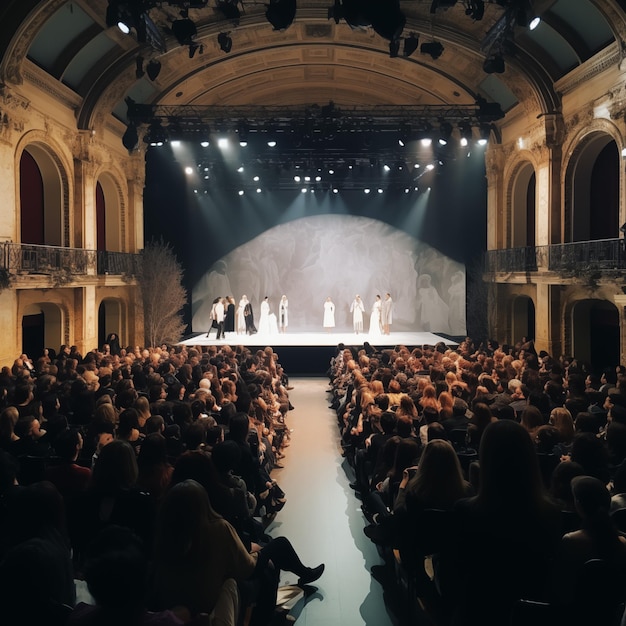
[{"xmin": 0, "ymin": 0, "xmax": 624, "ymax": 132}]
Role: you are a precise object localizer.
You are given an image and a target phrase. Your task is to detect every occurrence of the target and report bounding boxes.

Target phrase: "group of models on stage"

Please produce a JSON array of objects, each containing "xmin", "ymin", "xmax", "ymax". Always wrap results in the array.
[
  {"xmin": 206, "ymin": 295, "xmax": 289, "ymax": 338},
  {"xmin": 324, "ymin": 293, "xmax": 393, "ymax": 335},
  {"xmin": 206, "ymin": 293, "xmax": 393, "ymax": 337}
]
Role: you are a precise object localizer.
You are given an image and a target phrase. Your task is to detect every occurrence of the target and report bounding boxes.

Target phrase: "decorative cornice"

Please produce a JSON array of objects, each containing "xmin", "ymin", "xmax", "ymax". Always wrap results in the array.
[
  {"xmin": 0, "ymin": 0, "xmax": 67, "ymax": 86},
  {"xmin": 555, "ymin": 42, "xmax": 621, "ymax": 97},
  {"xmin": 22, "ymin": 62, "xmax": 82, "ymax": 112}
]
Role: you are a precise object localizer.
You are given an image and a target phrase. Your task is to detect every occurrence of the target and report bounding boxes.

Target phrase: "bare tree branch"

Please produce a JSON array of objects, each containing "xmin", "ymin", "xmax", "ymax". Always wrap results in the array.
[{"xmin": 138, "ymin": 240, "xmax": 187, "ymax": 347}]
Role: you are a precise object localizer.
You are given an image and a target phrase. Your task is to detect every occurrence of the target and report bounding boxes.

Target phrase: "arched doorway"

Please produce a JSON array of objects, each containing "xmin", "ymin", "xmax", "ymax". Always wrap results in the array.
[
  {"xmin": 571, "ymin": 299, "xmax": 619, "ymax": 372},
  {"xmin": 511, "ymin": 295, "xmax": 535, "ymax": 345},
  {"xmin": 19, "ymin": 145, "xmax": 65, "ymax": 246},
  {"xmin": 22, "ymin": 303, "xmax": 63, "ymax": 359},
  {"xmin": 96, "ymin": 175, "xmax": 123, "ymax": 252},
  {"xmin": 565, "ymin": 134, "xmax": 619, "ymax": 243},
  {"xmin": 98, "ymin": 299, "xmax": 123, "ymax": 350},
  {"xmin": 510, "ymin": 162, "xmax": 536, "ymax": 248}
]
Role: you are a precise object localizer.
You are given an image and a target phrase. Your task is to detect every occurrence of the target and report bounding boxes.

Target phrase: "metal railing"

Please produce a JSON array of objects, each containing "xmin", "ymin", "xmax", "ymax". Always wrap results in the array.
[
  {"xmin": 484, "ymin": 238, "xmax": 626, "ymax": 275},
  {"xmin": 1, "ymin": 243, "xmax": 141, "ymax": 277},
  {"xmin": 97, "ymin": 250, "xmax": 142, "ymax": 275}
]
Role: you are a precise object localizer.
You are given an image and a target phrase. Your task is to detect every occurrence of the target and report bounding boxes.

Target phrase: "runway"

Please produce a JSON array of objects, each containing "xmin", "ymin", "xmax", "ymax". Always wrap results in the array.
[{"xmin": 178, "ymin": 330, "xmax": 457, "ymax": 348}]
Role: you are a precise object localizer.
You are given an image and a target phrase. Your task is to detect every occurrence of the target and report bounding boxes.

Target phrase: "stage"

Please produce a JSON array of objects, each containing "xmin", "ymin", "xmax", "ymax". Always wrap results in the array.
[
  {"xmin": 178, "ymin": 330, "xmax": 457, "ymax": 349},
  {"xmin": 178, "ymin": 331, "xmax": 457, "ymax": 374}
]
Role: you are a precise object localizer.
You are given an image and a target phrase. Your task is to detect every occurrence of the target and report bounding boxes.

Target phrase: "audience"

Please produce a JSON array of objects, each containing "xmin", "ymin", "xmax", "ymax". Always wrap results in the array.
[{"xmin": 2, "ymin": 335, "xmax": 626, "ymax": 624}]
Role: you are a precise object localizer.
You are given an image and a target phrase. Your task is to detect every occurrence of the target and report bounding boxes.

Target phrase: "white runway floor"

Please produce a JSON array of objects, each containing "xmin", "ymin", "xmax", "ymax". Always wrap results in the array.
[{"xmin": 179, "ymin": 330, "xmax": 457, "ymax": 348}]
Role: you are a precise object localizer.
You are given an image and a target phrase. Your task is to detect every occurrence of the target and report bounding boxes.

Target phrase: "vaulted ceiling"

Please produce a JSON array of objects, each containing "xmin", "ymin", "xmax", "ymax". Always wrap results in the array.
[{"xmin": 1, "ymin": 1, "xmax": 624, "ymax": 133}]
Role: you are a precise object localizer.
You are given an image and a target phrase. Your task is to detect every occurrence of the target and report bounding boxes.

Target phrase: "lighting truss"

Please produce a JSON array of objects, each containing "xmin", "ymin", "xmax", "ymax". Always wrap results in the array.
[{"xmin": 126, "ymin": 101, "xmax": 504, "ymax": 132}]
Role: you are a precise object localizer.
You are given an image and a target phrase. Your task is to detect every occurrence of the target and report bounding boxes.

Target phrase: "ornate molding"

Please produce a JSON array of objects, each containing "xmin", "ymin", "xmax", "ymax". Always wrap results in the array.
[
  {"xmin": 484, "ymin": 146, "xmax": 505, "ymax": 178},
  {"xmin": 0, "ymin": 0, "xmax": 67, "ymax": 86},
  {"xmin": 555, "ymin": 42, "xmax": 621, "ymax": 97},
  {"xmin": 22, "ymin": 62, "xmax": 81, "ymax": 112}
]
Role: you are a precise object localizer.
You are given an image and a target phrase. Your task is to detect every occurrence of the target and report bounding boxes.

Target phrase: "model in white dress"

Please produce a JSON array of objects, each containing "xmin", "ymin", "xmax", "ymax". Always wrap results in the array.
[
  {"xmin": 258, "ymin": 297, "xmax": 271, "ymax": 334},
  {"xmin": 323, "ymin": 297, "xmax": 335, "ymax": 331},
  {"xmin": 350, "ymin": 295, "xmax": 365, "ymax": 334},
  {"xmin": 369, "ymin": 295, "xmax": 382, "ymax": 336},
  {"xmin": 237, "ymin": 296, "xmax": 247, "ymax": 334}
]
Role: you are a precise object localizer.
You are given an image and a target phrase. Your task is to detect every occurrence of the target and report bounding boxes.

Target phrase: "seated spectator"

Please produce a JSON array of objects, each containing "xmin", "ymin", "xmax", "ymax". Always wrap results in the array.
[
  {"xmin": 549, "ymin": 460, "xmax": 585, "ymax": 512},
  {"xmin": 556, "ymin": 476, "xmax": 626, "ymax": 611},
  {"xmin": 0, "ymin": 406, "xmax": 19, "ymax": 453},
  {"xmin": 67, "ymin": 440, "xmax": 156, "ymax": 564},
  {"xmin": 150, "ymin": 480, "xmax": 323, "ymax": 624},
  {"xmin": 136, "ymin": 433, "xmax": 173, "ymax": 499},
  {"xmin": 45, "ymin": 428, "xmax": 91, "ymax": 499},
  {"xmin": 70, "ymin": 525, "xmax": 207, "ymax": 626},
  {"xmin": 451, "ymin": 420, "xmax": 561, "ymax": 625},
  {"xmin": 569, "ymin": 432, "xmax": 611, "ymax": 484}
]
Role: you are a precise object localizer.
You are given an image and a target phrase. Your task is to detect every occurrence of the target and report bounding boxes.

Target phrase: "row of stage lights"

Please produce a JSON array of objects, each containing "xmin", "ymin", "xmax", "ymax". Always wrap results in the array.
[
  {"xmin": 192, "ymin": 186, "xmax": 431, "ymax": 195},
  {"xmin": 139, "ymin": 121, "xmax": 491, "ymax": 149},
  {"xmin": 186, "ymin": 160, "xmax": 440, "ymax": 194}
]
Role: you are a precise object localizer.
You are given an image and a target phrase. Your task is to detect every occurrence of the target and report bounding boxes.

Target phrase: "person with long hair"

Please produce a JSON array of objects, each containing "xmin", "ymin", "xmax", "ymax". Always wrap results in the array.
[
  {"xmin": 450, "ymin": 420, "xmax": 561, "ymax": 625},
  {"xmin": 151, "ymin": 480, "xmax": 323, "ymax": 624},
  {"xmin": 397, "ymin": 439, "xmax": 471, "ymax": 514},
  {"xmin": 555, "ymin": 475, "xmax": 626, "ymax": 614}
]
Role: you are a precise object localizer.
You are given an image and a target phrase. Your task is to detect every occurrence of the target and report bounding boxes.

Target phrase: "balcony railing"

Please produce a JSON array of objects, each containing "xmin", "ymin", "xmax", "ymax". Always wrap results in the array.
[
  {"xmin": 97, "ymin": 250, "xmax": 142, "ymax": 275},
  {"xmin": 1, "ymin": 243, "xmax": 141, "ymax": 278},
  {"xmin": 484, "ymin": 238, "xmax": 626, "ymax": 275}
]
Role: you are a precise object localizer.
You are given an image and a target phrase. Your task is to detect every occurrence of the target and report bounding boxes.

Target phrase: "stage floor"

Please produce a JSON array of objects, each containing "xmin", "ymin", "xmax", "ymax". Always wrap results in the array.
[{"xmin": 178, "ymin": 330, "xmax": 457, "ymax": 348}]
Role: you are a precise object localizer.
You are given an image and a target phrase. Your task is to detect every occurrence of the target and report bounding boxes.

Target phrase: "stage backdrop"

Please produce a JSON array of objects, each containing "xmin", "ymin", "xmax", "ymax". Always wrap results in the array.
[{"xmin": 191, "ymin": 214, "xmax": 466, "ymax": 334}]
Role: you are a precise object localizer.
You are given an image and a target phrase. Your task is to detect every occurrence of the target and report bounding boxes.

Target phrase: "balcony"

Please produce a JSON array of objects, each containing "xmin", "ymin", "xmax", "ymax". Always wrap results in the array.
[
  {"xmin": 1, "ymin": 243, "xmax": 141, "ymax": 278},
  {"xmin": 484, "ymin": 238, "xmax": 626, "ymax": 276}
]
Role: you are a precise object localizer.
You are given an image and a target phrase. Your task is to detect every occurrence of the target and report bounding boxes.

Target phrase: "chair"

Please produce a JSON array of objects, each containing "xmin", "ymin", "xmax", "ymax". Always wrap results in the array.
[
  {"xmin": 511, "ymin": 559, "xmax": 626, "ymax": 626},
  {"xmin": 456, "ymin": 450, "xmax": 478, "ymax": 480},
  {"xmin": 394, "ymin": 509, "xmax": 456, "ymax": 622},
  {"xmin": 448, "ymin": 428, "xmax": 468, "ymax": 450}
]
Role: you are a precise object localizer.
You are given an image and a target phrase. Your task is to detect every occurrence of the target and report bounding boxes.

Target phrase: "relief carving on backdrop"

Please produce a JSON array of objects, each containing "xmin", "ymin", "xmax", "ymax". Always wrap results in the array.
[{"xmin": 191, "ymin": 215, "xmax": 467, "ymax": 336}]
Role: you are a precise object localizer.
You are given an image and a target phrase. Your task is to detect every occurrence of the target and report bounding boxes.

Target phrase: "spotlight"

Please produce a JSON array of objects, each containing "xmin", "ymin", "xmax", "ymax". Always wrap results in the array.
[
  {"xmin": 420, "ymin": 41, "xmax": 444, "ymax": 59},
  {"xmin": 218, "ymin": 32, "xmax": 232, "ymax": 53},
  {"xmin": 135, "ymin": 56, "xmax": 145, "ymax": 79},
  {"xmin": 201, "ymin": 141, "xmax": 209, "ymax": 147},
  {"xmin": 184, "ymin": 166, "xmax": 194, "ymax": 175},
  {"xmin": 265, "ymin": 0, "xmax": 297, "ymax": 31},
  {"xmin": 483, "ymin": 55, "xmax": 505, "ymax": 74},
  {"xmin": 216, "ymin": 0, "xmax": 241, "ymax": 25},
  {"xmin": 146, "ymin": 59, "xmax": 161, "ymax": 81},
  {"xmin": 171, "ymin": 18, "xmax": 197, "ymax": 45},
  {"xmin": 465, "ymin": 0, "xmax": 484, "ymax": 20},
  {"xmin": 144, "ymin": 120, "xmax": 167, "ymax": 147},
  {"xmin": 421, "ymin": 138, "xmax": 432, "ymax": 147},
  {"xmin": 478, "ymin": 123, "xmax": 491, "ymax": 145},
  {"xmin": 238, "ymin": 190, "xmax": 244, "ymax": 195},
  {"xmin": 459, "ymin": 122, "xmax": 472, "ymax": 147},
  {"xmin": 267, "ymin": 140, "xmax": 277, "ymax": 147},
  {"xmin": 237, "ymin": 120, "xmax": 250, "ymax": 145},
  {"xmin": 403, "ymin": 33, "xmax": 419, "ymax": 57},
  {"xmin": 438, "ymin": 121, "xmax": 453, "ymax": 145},
  {"xmin": 122, "ymin": 123, "xmax": 139, "ymax": 152},
  {"xmin": 189, "ymin": 43, "xmax": 204, "ymax": 58},
  {"xmin": 529, "ymin": 16, "xmax": 541, "ymax": 30}
]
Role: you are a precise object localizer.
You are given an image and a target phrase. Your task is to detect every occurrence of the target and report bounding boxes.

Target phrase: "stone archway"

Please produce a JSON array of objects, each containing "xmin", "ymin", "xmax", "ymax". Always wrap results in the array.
[
  {"xmin": 571, "ymin": 299, "xmax": 619, "ymax": 372},
  {"xmin": 21, "ymin": 302, "xmax": 63, "ymax": 359}
]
